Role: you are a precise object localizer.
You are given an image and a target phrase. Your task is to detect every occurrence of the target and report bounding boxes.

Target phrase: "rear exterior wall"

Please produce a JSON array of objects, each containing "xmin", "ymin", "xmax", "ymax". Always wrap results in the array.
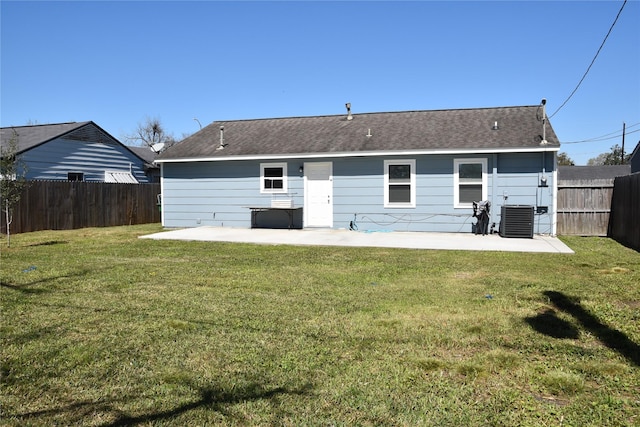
[{"xmin": 160, "ymin": 152, "xmax": 555, "ymax": 234}]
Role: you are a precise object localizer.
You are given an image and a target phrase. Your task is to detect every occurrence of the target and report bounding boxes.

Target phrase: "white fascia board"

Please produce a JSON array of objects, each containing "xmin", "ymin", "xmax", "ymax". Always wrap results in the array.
[{"xmin": 155, "ymin": 146, "xmax": 560, "ymax": 164}]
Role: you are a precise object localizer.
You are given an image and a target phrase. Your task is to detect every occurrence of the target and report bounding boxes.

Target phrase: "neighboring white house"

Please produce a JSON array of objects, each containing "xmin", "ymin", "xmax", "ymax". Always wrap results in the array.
[{"xmin": 156, "ymin": 104, "xmax": 561, "ymax": 235}]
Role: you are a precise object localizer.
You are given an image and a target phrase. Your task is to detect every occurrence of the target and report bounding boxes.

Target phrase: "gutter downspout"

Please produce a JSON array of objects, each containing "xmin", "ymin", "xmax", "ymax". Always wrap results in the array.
[
  {"xmin": 160, "ymin": 163, "xmax": 165, "ymax": 227},
  {"xmin": 552, "ymin": 151, "xmax": 558, "ymax": 236},
  {"xmin": 492, "ymin": 153, "xmax": 498, "ymax": 229}
]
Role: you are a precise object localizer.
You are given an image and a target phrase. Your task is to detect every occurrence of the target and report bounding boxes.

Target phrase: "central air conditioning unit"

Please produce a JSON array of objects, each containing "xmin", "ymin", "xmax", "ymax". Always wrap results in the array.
[{"xmin": 500, "ymin": 205, "xmax": 534, "ymax": 238}]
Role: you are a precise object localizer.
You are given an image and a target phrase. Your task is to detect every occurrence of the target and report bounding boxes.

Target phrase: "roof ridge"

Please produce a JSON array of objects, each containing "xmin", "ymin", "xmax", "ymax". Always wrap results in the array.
[
  {"xmin": 213, "ymin": 105, "xmax": 539, "ymax": 124},
  {"xmin": 1, "ymin": 121, "xmax": 89, "ymax": 130}
]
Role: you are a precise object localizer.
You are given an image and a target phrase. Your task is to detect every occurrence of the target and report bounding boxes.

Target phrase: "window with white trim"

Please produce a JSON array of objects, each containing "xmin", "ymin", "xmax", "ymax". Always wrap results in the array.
[
  {"xmin": 453, "ymin": 158, "xmax": 487, "ymax": 208},
  {"xmin": 260, "ymin": 163, "xmax": 287, "ymax": 193},
  {"xmin": 384, "ymin": 159, "xmax": 416, "ymax": 208}
]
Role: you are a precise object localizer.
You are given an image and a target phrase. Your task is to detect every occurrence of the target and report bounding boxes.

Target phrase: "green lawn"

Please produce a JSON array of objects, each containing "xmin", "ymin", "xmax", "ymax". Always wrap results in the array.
[{"xmin": 1, "ymin": 224, "xmax": 639, "ymax": 426}]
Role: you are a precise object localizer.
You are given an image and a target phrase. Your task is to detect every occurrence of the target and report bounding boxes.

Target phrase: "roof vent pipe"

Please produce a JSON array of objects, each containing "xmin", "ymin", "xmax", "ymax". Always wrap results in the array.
[
  {"xmin": 346, "ymin": 103, "xmax": 353, "ymax": 121},
  {"xmin": 217, "ymin": 126, "xmax": 225, "ymax": 150},
  {"xmin": 540, "ymin": 98, "xmax": 548, "ymax": 145}
]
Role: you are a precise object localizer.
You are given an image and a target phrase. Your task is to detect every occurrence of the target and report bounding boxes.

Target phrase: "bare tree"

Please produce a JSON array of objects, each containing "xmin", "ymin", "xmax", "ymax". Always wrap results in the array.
[
  {"xmin": 125, "ymin": 117, "xmax": 176, "ymax": 149},
  {"xmin": 1, "ymin": 130, "xmax": 29, "ymax": 247}
]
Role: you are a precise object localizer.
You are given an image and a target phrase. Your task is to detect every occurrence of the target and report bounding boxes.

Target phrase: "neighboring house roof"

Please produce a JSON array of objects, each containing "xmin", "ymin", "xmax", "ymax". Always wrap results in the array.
[
  {"xmin": 558, "ymin": 165, "xmax": 631, "ymax": 181},
  {"xmin": 157, "ymin": 105, "xmax": 560, "ymax": 162},
  {"xmin": 0, "ymin": 121, "xmax": 146, "ymax": 164},
  {"xmin": 1, "ymin": 122, "xmax": 91, "ymax": 154},
  {"xmin": 128, "ymin": 146, "xmax": 158, "ymax": 165}
]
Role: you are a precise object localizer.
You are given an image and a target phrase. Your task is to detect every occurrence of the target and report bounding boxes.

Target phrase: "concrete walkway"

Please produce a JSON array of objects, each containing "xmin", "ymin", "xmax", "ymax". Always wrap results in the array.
[{"xmin": 140, "ymin": 226, "xmax": 574, "ymax": 254}]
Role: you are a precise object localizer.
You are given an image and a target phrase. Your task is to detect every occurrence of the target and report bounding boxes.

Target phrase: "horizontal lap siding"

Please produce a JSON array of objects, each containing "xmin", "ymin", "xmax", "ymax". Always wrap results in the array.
[
  {"xmin": 494, "ymin": 174, "xmax": 551, "ymax": 218},
  {"xmin": 162, "ymin": 161, "xmax": 304, "ymax": 228},
  {"xmin": 333, "ymin": 156, "xmax": 476, "ymax": 233},
  {"xmin": 162, "ymin": 153, "xmax": 551, "ymax": 233},
  {"xmin": 22, "ymin": 138, "xmax": 149, "ymax": 182},
  {"xmin": 496, "ymin": 153, "xmax": 555, "ymax": 234}
]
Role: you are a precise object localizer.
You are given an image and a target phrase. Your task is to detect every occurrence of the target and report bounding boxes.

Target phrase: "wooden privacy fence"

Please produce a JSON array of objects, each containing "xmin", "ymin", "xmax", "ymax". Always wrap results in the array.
[
  {"xmin": 608, "ymin": 173, "xmax": 640, "ymax": 251},
  {"xmin": 557, "ymin": 179, "xmax": 614, "ymax": 236},
  {"xmin": 1, "ymin": 181, "xmax": 161, "ymax": 234}
]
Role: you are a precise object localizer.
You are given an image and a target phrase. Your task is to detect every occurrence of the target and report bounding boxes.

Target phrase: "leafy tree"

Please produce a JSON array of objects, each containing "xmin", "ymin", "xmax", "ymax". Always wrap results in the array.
[
  {"xmin": 124, "ymin": 117, "xmax": 177, "ymax": 150},
  {"xmin": 587, "ymin": 153, "xmax": 607, "ymax": 166},
  {"xmin": 0, "ymin": 130, "xmax": 29, "ymax": 247},
  {"xmin": 587, "ymin": 144, "xmax": 630, "ymax": 165},
  {"xmin": 557, "ymin": 152, "xmax": 575, "ymax": 166}
]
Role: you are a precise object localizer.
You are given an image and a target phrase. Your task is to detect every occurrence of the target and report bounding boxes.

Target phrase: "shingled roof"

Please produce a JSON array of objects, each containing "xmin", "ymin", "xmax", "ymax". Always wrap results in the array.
[
  {"xmin": 128, "ymin": 146, "xmax": 158, "ymax": 165},
  {"xmin": 558, "ymin": 165, "xmax": 631, "ymax": 181},
  {"xmin": 0, "ymin": 122, "xmax": 92, "ymax": 154},
  {"xmin": 158, "ymin": 105, "xmax": 560, "ymax": 162},
  {"xmin": 0, "ymin": 121, "xmax": 147, "ymax": 163}
]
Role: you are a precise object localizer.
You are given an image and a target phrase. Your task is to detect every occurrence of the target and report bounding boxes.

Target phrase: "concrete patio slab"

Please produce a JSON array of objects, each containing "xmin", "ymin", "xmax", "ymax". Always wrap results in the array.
[{"xmin": 140, "ymin": 227, "xmax": 574, "ymax": 254}]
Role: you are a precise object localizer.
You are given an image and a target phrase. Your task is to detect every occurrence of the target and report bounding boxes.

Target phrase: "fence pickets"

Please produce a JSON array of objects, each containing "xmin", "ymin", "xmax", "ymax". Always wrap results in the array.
[
  {"xmin": 608, "ymin": 173, "xmax": 640, "ymax": 251},
  {"xmin": 556, "ymin": 179, "xmax": 615, "ymax": 236},
  {"xmin": 1, "ymin": 181, "xmax": 161, "ymax": 234}
]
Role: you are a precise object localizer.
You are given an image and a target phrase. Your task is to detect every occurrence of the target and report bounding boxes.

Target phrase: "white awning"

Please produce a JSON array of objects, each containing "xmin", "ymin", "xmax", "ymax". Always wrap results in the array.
[{"xmin": 105, "ymin": 171, "xmax": 138, "ymax": 183}]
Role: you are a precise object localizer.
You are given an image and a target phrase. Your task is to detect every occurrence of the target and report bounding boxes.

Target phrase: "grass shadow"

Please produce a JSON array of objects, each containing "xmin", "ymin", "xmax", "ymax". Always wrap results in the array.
[
  {"xmin": 8, "ymin": 382, "xmax": 313, "ymax": 426},
  {"xmin": 103, "ymin": 382, "xmax": 313, "ymax": 426},
  {"xmin": 540, "ymin": 290, "xmax": 640, "ymax": 366},
  {"xmin": 27, "ymin": 240, "xmax": 69, "ymax": 247},
  {"xmin": 8, "ymin": 398, "xmax": 128, "ymax": 422},
  {"xmin": 0, "ymin": 280, "xmax": 50, "ymax": 294},
  {"xmin": 524, "ymin": 309, "xmax": 579, "ymax": 339},
  {"xmin": 0, "ymin": 269, "xmax": 91, "ymax": 294}
]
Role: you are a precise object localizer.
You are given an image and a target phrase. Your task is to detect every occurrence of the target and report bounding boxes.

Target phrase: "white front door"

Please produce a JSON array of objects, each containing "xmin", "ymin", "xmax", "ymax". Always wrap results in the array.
[{"xmin": 304, "ymin": 162, "xmax": 333, "ymax": 228}]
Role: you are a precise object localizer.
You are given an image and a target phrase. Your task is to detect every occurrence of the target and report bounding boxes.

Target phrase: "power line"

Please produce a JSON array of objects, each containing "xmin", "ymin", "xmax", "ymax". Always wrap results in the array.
[
  {"xmin": 549, "ymin": 0, "xmax": 627, "ymax": 119},
  {"xmin": 562, "ymin": 127, "xmax": 640, "ymax": 144},
  {"xmin": 561, "ymin": 122, "xmax": 640, "ymax": 144}
]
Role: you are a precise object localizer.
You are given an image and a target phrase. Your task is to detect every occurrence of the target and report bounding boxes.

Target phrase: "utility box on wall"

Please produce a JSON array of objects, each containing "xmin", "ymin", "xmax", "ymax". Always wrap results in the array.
[{"xmin": 500, "ymin": 205, "xmax": 534, "ymax": 238}]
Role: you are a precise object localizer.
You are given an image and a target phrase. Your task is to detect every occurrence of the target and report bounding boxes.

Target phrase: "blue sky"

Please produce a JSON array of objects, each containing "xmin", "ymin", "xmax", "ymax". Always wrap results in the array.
[{"xmin": 1, "ymin": 1, "xmax": 638, "ymax": 165}]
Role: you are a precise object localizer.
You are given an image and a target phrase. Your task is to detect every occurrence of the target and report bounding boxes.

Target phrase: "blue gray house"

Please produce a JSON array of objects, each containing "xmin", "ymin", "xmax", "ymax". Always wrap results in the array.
[
  {"xmin": 156, "ymin": 105, "xmax": 561, "ymax": 235},
  {"xmin": 0, "ymin": 121, "xmax": 151, "ymax": 183}
]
